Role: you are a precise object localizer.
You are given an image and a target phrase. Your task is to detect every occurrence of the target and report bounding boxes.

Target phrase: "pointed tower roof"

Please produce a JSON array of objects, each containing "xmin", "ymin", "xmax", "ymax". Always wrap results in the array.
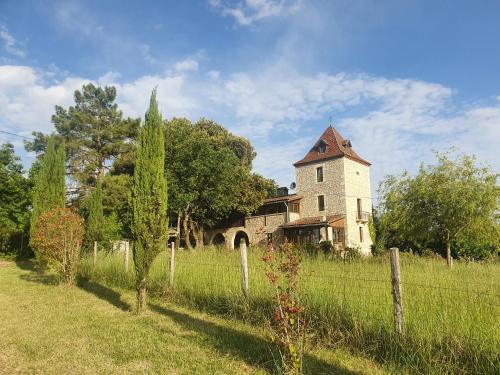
[{"xmin": 294, "ymin": 126, "xmax": 371, "ymax": 167}]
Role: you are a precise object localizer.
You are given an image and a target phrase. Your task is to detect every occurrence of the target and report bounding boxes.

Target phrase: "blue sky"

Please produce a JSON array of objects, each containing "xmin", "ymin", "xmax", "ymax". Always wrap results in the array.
[{"xmin": 1, "ymin": 0, "xmax": 499, "ymax": 196}]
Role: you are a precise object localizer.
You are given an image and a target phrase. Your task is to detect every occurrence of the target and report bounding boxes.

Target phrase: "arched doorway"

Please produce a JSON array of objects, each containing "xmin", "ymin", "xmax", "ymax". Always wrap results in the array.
[
  {"xmin": 212, "ymin": 233, "xmax": 225, "ymax": 247},
  {"xmin": 233, "ymin": 231, "xmax": 249, "ymax": 249}
]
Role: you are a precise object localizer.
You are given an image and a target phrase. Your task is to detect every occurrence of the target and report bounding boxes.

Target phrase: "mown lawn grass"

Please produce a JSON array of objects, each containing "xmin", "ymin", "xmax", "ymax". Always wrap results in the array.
[
  {"xmin": 79, "ymin": 247, "xmax": 500, "ymax": 374},
  {"xmin": 0, "ymin": 259, "xmax": 387, "ymax": 374}
]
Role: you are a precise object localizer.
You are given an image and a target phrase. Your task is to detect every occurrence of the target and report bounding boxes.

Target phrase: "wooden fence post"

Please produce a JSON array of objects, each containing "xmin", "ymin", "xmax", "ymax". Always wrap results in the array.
[
  {"xmin": 240, "ymin": 238, "xmax": 249, "ymax": 298},
  {"xmin": 390, "ymin": 247, "xmax": 404, "ymax": 336},
  {"xmin": 124, "ymin": 241, "xmax": 130, "ymax": 272},
  {"xmin": 169, "ymin": 241, "xmax": 175, "ymax": 287},
  {"xmin": 93, "ymin": 241, "xmax": 98, "ymax": 266}
]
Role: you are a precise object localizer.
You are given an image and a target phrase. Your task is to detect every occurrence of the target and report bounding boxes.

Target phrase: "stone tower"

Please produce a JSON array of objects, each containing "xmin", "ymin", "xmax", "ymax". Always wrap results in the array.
[{"xmin": 294, "ymin": 126, "xmax": 373, "ymax": 254}]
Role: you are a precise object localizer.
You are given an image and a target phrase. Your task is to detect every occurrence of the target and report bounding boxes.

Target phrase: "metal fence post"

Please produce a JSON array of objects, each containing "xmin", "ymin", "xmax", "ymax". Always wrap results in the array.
[{"xmin": 390, "ymin": 247, "xmax": 404, "ymax": 336}]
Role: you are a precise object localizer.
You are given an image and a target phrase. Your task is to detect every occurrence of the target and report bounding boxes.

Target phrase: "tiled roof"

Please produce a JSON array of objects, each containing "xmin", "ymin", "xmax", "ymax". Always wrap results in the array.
[
  {"xmin": 294, "ymin": 126, "xmax": 371, "ymax": 167},
  {"xmin": 262, "ymin": 194, "xmax": 302, "ymax": 205},
  {"xmin": 281, "ymin": 215, "xmax": 345, "ymax": 228}
]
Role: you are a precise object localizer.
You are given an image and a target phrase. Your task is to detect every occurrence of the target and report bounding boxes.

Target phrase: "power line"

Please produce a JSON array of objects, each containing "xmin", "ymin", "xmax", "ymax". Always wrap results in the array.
[{"xmin": 0, "ymin": 130, "xmax": 35, "ymax": 140}]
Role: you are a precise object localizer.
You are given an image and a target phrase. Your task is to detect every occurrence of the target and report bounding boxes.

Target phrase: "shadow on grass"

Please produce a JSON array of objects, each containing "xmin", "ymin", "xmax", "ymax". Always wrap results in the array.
[
  {"xmin": 77, "ymin": 277, "xmax": 131, "ymax": 312},
  {"xmin": 149, "ymin": 303, "xmax": 362, "ymax": 375},
  {"xmin": 15, "ymin": 259, "xmax": 36, "ymax": 271},
  {"xmin": 17, "ymin": 260, "xmax": 60, "ymax": 286}
]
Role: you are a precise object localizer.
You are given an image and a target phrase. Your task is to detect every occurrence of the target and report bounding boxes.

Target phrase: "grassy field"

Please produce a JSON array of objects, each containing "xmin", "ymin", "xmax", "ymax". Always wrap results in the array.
[
  {"xmin": 0, "ymin": 259, "xmax": 388, "ymax": 374},
  {"xmin": 79, "ymin": 247, "xmax": 500, "ymax": 374}
]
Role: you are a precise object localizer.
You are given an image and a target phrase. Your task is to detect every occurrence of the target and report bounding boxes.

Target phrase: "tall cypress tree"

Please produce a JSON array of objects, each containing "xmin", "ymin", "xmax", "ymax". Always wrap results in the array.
[
  {"xmin": 85, "ymin": 179, "xmax": 105, "ymax": 247},
  {"xmin": 132, "ymin": 89, "xmax": 168, "ymax": 313},
  {"xmin": 30, "ymin": 136, "xmax": 66, "ymax": 266}
]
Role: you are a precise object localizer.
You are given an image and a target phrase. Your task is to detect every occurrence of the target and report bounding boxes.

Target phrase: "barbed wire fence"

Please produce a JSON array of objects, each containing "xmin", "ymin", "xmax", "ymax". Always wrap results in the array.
[{"xmin": 96, "ymin": 239, "xmax": 499, "ymax": 372}]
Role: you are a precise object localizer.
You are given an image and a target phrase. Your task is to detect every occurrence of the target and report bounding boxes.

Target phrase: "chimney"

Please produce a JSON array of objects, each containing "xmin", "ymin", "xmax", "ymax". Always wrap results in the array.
[{"xmin": 276, "ymin": 187, "xmax": 289, "ymax": 197}]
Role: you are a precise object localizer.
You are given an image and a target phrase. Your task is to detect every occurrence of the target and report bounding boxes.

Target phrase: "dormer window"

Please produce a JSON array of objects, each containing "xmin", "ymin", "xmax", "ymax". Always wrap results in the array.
[{"xmin": 318, "ymin": 141, "xmax": 326, "ymax": 153}]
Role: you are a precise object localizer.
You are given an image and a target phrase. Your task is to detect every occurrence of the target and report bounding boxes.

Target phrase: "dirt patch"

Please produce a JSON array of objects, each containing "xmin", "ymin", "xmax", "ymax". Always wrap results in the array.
[{"xmin": 0, "ymin": 260, "xmax": 13, "ymax": 268}]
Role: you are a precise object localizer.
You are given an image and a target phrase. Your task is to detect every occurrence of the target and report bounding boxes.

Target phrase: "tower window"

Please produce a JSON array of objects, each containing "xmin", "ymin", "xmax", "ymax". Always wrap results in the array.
[
  {"xmin": 318, "ymin": 142, "xmax": 326, "ymax": 153},
  {"xmin": 317, "ymin": 195, "xmax": 325, "ymax": 211},
  {"xmin": 357, "ymin": 198, "xmax": 362, "ymax": 219},
  {"xmin": 359, "ymin": 227, "xmax": 364, "ymax": 242},
  {"xmin": 316, "ymin": 166, "xmax": 323, "ymax": 182}
]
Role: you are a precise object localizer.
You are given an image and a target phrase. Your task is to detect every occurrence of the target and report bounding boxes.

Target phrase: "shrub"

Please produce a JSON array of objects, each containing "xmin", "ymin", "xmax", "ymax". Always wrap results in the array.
[
  {"xmin": 262, "ymin": 240, "xmax": 306, "ymax": 374},
  {"xmin": 343, "ymin": 246, "xmax": 361, "ymax": 261},
  {"xmin": 319, "ymin": 241, "xmax": 333, "ymax": 255},
  {"xmin": 31, "ymin": 208, "xmax": 85, "ymax": 285}
]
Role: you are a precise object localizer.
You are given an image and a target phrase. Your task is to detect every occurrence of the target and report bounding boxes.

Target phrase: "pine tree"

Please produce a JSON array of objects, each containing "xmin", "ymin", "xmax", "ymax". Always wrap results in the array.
[
  {"xmin": 85, "ymin": 179, "xmax": 105, "ymax": 247},
  {"xmin": 131, "ymin": 89, "xmax": 168, "ymax": 313},
  {"xmin": 30, "ymin": 136, "xmax": 66, "ymax": 268}
]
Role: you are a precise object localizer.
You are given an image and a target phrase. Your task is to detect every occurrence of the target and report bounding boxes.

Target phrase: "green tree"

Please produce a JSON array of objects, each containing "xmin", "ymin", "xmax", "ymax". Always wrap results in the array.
[
  {"xmin": 131, "ymin": 89, "xmax": 168, "ymax": 313},
  {"xmin": 84, "ymin": 180, "xmax": 105, "ymax": 247},
  {"xmin": 25, "ymin": 84, "xmax": 139, "ymax": 197},
  {"xmin": 379, "ymin": 151, "xmax": 499, "ymax": 263},
  {"xmin": 30, "ymin": 136, "xmax": 66, "ymax": 267},
  {"xmin": 164, "ymin": 118, "xmax": 273, "ymax": 248},
  {"xmin": 101, "ymin": 174, "xmax": 133, "ymax": 238},
  {"xmin": 0, "ymin": 143, "xmax": 30, "ymax": 254}
]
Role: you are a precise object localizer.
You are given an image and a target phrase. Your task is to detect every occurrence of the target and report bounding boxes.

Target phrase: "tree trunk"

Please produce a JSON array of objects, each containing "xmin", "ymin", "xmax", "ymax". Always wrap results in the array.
[
  {"xmin": 136, "ymin": 276, "xmax": 147, "ymax": 313},
  {"xmin": 182, "ymin": 212, "xmax": 193, "ymax": 250},
  {"xmin": 445, "ymin": 229, "xmax": 453, "ymax": 268},
  {"xmin": 190, "ymin": 219, "xmax": 204, "ymax": 248}
]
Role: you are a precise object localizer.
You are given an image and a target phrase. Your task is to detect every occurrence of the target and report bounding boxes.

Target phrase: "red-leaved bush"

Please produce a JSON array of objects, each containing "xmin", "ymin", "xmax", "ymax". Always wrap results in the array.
[
  {"xmin": 31, "ymin": 207, "xmax": 85, "ymax": 285},
  {"xmin": 262, "ymin": 239, "xmax": 306, "ymax": 374}
]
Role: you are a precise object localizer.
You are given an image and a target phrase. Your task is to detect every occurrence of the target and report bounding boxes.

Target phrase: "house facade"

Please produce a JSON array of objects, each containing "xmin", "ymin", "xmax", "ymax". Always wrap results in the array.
[{"xmin": 205, "ymin": 125, "xmax": 373, "ymax": 255}]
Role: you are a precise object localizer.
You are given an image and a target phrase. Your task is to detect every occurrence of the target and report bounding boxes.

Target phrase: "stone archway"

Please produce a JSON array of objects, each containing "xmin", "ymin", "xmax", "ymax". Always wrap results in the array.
[
  {"xmin": 212, "ymin": 232, "xmax": 225, "ymax": 246},
  {"xmin": 233, "ymin": 230, "xmax": 250, "ymax": 249}
]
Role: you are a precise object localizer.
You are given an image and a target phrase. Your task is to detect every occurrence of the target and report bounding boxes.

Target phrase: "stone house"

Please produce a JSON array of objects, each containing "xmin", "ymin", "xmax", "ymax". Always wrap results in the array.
[{"xmin": 205, "ymin": 125, "xmax": 373, "ymax": 255}]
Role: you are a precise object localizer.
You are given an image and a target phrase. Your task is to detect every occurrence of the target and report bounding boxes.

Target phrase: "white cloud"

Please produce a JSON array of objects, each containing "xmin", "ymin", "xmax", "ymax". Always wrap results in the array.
[
  {"xmin": 210, "ymin": 0, "xmax": 302, "ymax": 26},
  {"xmin": 174, "ymin": 58, "xmax": 199, "ymax": 73},
  {"xmin": 207, "ymin": 70, "xmax": 220, "ymax": 80},
  {"xmin": 0, "ymin": 62, "xmax": 498, "ymax": 192},
  {"xmin": 0, "ymin": 25, "xmax": 26, "ymax": 58}
]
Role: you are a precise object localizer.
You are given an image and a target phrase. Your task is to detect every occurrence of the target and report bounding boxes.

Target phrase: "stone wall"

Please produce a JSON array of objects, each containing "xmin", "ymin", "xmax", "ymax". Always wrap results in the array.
[
  {"xmin": 343, "ymin": 157, "xmax": 373, "ymax": 255},
  {"xmin": 245, "ymin": 213, "xmax": 286, "ymax": 246},
  {"xmin": 295, "ymin": 157, "xmax": 346, "ymax": 218}
]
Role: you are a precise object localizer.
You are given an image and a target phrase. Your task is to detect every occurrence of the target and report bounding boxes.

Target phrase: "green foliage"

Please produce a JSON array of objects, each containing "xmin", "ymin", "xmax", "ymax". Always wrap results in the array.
[
  {"xmin": 0, "ymin": 143, "xmax": 30, "ymax": 253},
  {"xmin": 31, "ymin": 207, "xmax": 85, "ymax": 284},
  {"xmin": 378, "ymin": 151, "xmax": 499, "ymax": 259},
  {"xmin": 131, "ymin": 89, "xmax": 168, "ymax": 312},
  {"xmin": 30, "ymin": 136, "xmax": 66, "ymax": 267},
  {"xmin": 84, "ymin": 180, "xmax": 105, "ymax": 246},
  {"xmin": 101, "ymin": 174, "xmax": 133, "ymax": 238},
  {"xmin": 164, "ymin": 117, "xmax": 274, "ymax": 247}
]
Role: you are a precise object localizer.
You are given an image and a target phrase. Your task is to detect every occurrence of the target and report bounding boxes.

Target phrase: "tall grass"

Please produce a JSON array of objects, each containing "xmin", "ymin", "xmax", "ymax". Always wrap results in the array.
[{"xmin": 79, "ymin": 247, "xmax": 500, "ymax": 374}]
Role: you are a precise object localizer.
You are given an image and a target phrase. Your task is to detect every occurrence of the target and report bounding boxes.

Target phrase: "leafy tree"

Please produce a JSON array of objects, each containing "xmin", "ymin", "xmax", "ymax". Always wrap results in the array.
[
  {"xmin": 101, "ymin": 174, "xmax": 133, "ymax": 238},
  {"xmin": 25, "ymin": 84, "xmax": 139, "ymax": 197},
  {"xmin": 30, "ymin": 136, "xmax": 66, "ymax": 267},
  {"xmin": 0, "ymin": 143, "xmax": 30, "ymax": 254},
  {"xmin": 379, "ymin": 151, "xmax": 499, "ymax": 263},
  {"xmin": 131, "ymin": 90, "xmax": 168, "ymax": 313},
  {"xmin": 31, "ymin": 207, "xmax": 84, "ymax": 285},
  {"xmin": 164, "ymin": 118, "xmax": 274, "ymax": 248}
]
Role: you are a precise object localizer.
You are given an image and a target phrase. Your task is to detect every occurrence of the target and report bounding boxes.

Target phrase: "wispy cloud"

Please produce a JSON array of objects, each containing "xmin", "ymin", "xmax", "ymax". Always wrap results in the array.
[
  {"xmin": 175, "ymin": 58, "xmax": 199, "ymax": 73},
  {"xmin": 209, "ymin": 0, "xmax": 302, "ymax": 26},
  {"xmin": 0, "ymin": 25, "xmax": 26, "ymax": 58}
]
